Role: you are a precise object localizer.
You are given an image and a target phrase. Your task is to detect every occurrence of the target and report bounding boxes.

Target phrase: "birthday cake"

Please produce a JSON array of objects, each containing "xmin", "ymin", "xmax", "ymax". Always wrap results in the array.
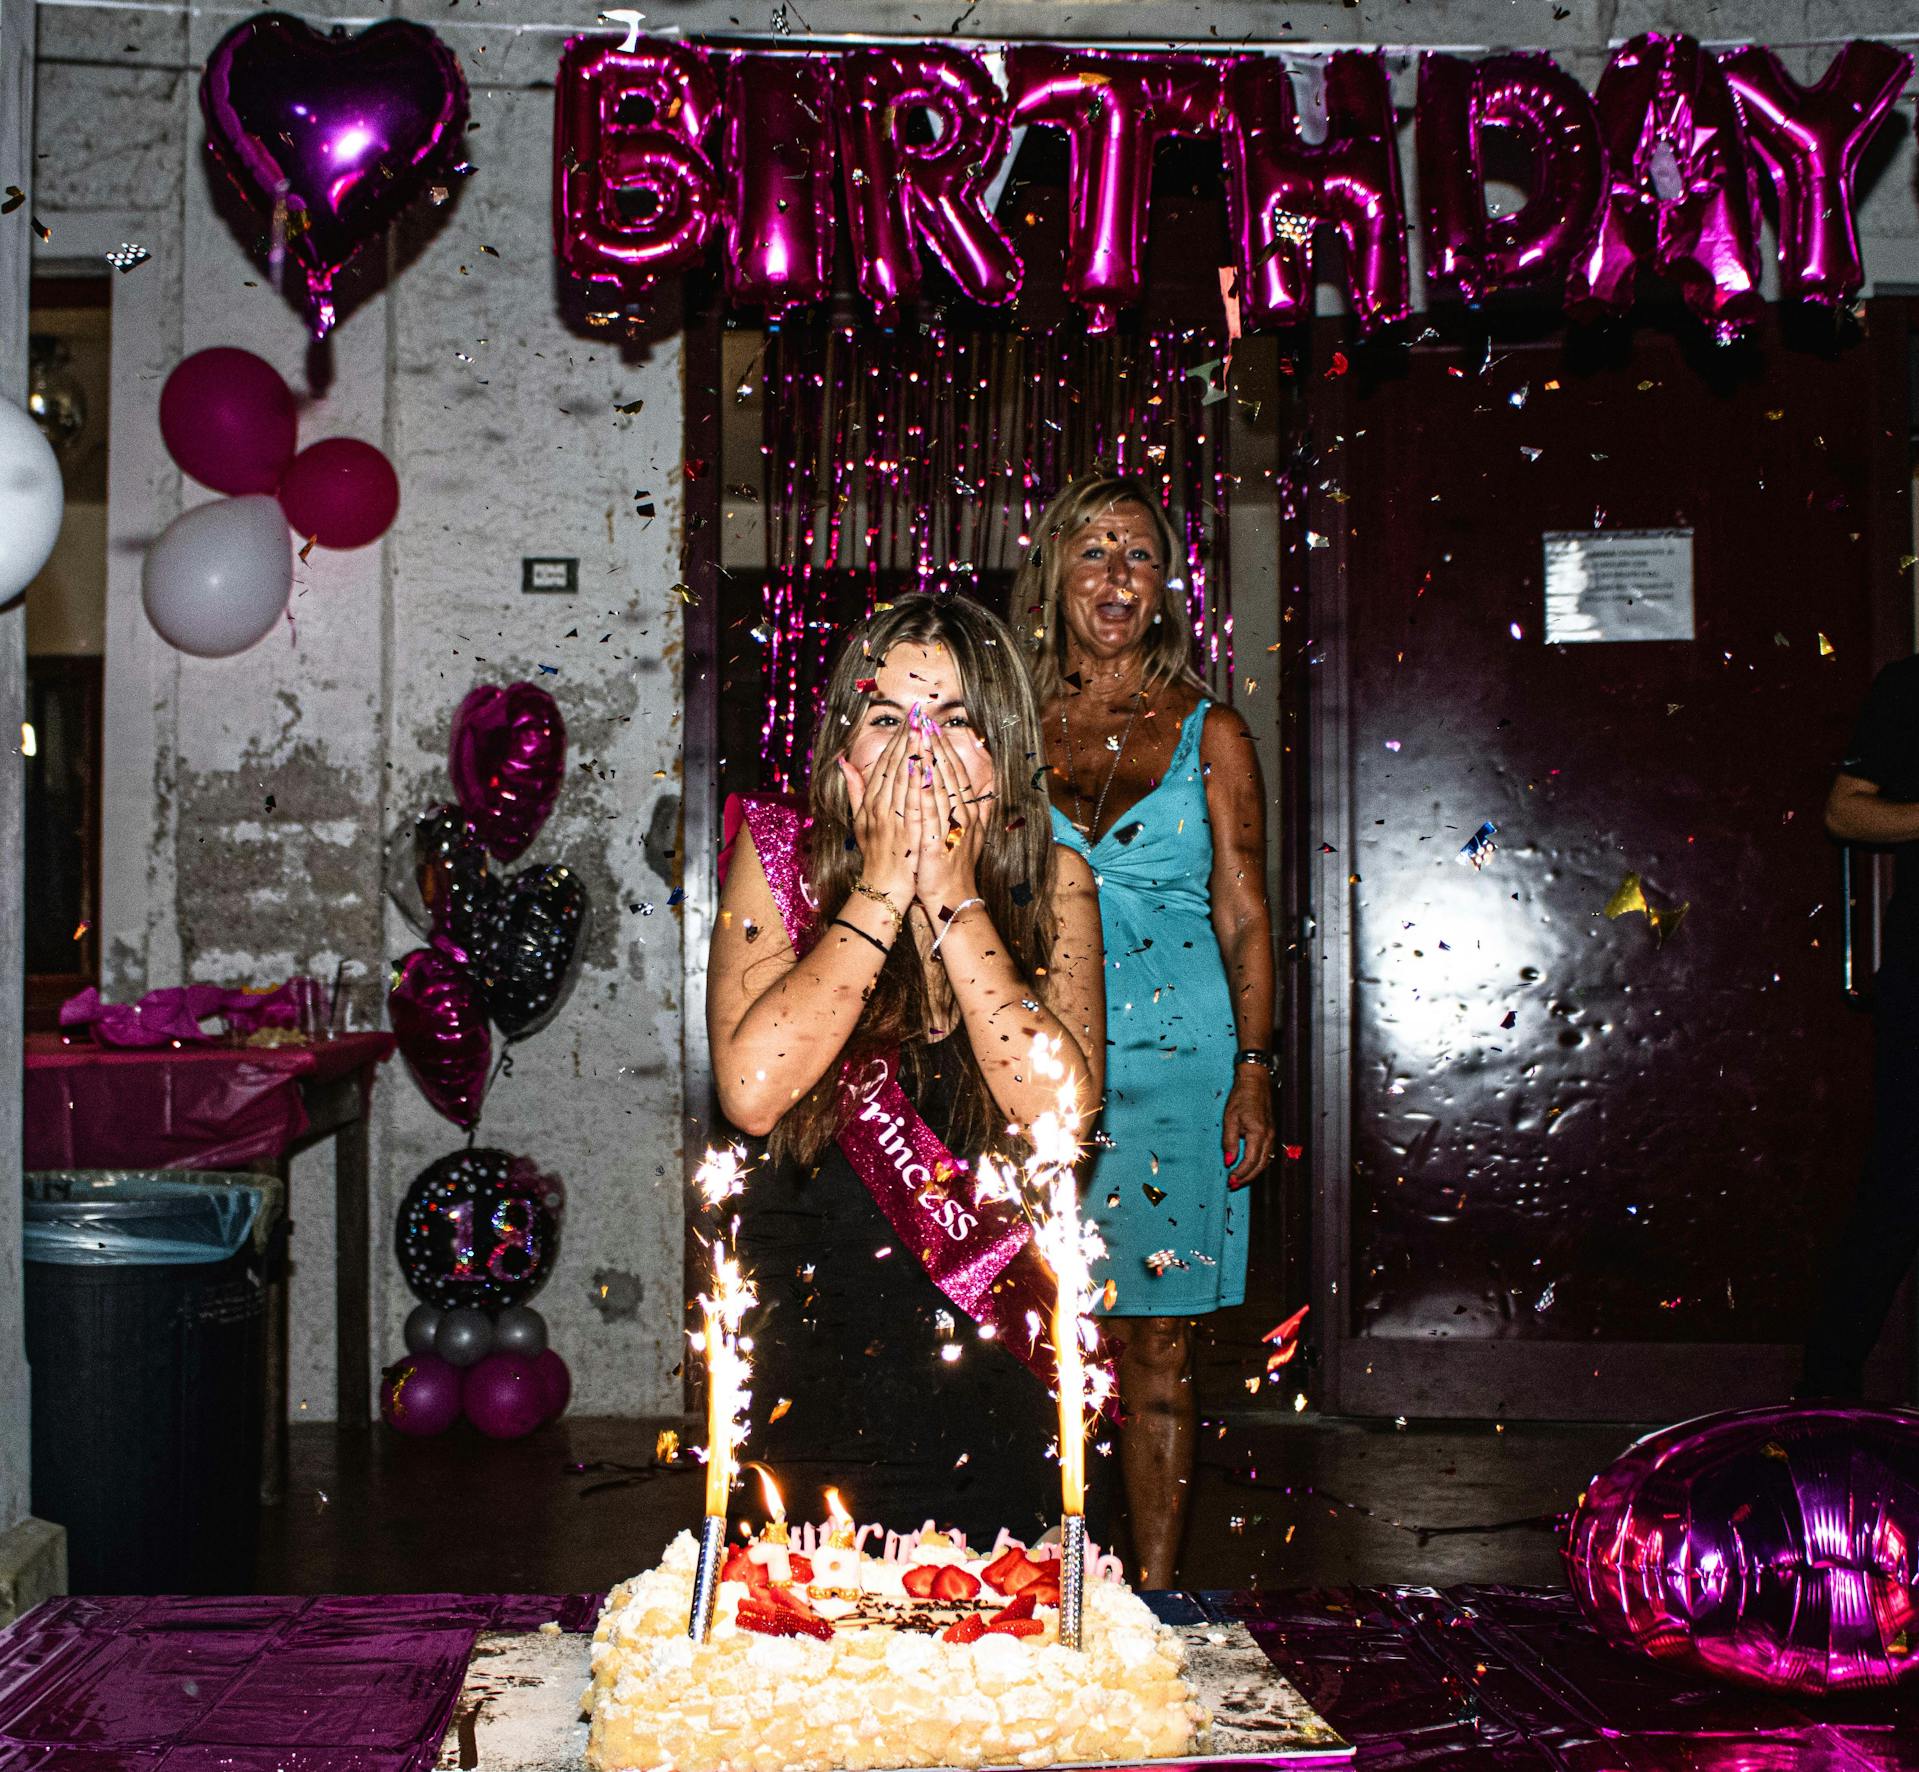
[{"xmin": 583, "ymin": 1526, "xmax": 1207, "ymax": 1772}]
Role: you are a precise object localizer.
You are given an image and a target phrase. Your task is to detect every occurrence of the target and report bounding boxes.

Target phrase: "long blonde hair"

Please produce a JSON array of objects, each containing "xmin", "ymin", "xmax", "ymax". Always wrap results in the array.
[
  {"xmin": 767, "ymin": 594, "xmax": 1059, "ymax": 1170},
  {"xmin": 1014, "ymin": 473, "xmax": 1210, "ymax": 707}
]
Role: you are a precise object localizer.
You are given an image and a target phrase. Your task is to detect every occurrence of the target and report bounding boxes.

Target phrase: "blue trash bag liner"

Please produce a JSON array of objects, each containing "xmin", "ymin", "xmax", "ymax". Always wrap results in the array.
[{"xmin": 24, "ymin": 1172, "xmax": 277, "ymax": 1266}]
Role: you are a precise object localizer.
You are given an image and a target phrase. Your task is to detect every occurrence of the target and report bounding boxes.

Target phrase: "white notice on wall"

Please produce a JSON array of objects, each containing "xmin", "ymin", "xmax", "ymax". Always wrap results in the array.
[{"xmin": 1542, "ymin": 529, "xmax": 1695, "ymax": 644}]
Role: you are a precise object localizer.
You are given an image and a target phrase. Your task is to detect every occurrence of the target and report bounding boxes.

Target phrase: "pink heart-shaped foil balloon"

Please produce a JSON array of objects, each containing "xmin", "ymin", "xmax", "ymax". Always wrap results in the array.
[
  {"xmin": 388, "ymin": 948, "xmax": 492, "ymax": 1131},
  {"xmin": 448, "ymin": 683, "xmax": 568, "ymax": 863},
  {"xmin": 200, "ymin": 13, "xmax": 469, "ymax": 336}
]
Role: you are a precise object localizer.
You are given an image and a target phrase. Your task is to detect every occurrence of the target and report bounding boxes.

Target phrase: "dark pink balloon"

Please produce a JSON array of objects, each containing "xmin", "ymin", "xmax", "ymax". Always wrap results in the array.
[
  {"xmin": 1009, "ymin": 49, "xmax": 1220, "ymax": 332},
  {"xmin": 447, "ymin": 683, "xmax": 567, "ymax": 863},
  {"xmin": 201, "ymin": 15, "xmax": 468, "ymax": 338},
  {"xmin": 1564, "ymin": 32, "xmax": 1765, "ymax": 339},
  {"xmin": 278, "ymin": 438, "xmax": 400, "ymax": 550},
  {"xmin": 388, "ymin": 948, "xmax": 492, "ymax": 1131},
  {"xmin": 1221, "ymin": 53, "xmax": 1407, "ymax": 335},
  {"xmin": 1720, "ymin": 40, "xmax": 1912, "ymax": 309},
  {"xmin": 532, "ymin": 1347, "xmax": 572, "ymax": 1422},
  {"xmin": 158, "ymin": 349, "xmax": 298, "ymax": 496},
  {"xmin": 724, "ymin": 52, "xmax": 837, "ymax": 316},
  {"xmin": 554, "ymin": 37, "xmax": 722, "ymax": 305},
  {"xmin": 835, "ymin": 47, "xmax": 1022, "ymax": 320},
  {"xmin": 1565, "ymin": 1404, "xmax": 1919, "ymax": 1693},
  {"xmin": 380, "ymin": 1352, "xmax": 462, "ymax": 1437},
  {"xmin": 462, "ymin": 1351, "xmax": 548, "ymax": 1440},
  {"xmin": 1416, "ymin": 52, "xmax": 1606, "ymax": 305}
]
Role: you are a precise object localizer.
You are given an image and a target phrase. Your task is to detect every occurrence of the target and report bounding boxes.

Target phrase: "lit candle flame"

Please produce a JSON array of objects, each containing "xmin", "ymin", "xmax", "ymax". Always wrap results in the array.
[
  {"xmin": 823, "ymin": 1486, "xmax": 854, "ymax": 1546},
  {"xmin": 748, "ymin": 1461, "xmax": 787, "ymax": 1538}
]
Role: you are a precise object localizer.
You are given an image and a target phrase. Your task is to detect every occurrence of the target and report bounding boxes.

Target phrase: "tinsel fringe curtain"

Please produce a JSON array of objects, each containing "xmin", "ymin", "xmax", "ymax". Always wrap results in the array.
[{"xmin": 757, "ymin": 324, "xmax": 1236, "ymax": 794}]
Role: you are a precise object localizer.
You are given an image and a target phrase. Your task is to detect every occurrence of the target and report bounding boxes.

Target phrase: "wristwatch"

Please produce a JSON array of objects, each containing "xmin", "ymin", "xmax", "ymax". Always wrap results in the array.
[{"xmin": 1234, "ymin": 1047, "xmax": 1276, "ymax": 1073}]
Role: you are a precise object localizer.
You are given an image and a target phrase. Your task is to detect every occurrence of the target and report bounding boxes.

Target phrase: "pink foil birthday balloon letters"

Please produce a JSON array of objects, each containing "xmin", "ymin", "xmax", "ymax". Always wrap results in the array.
[
  {"xmin": 835, "ymin": 46, "xmax": 1022, "ymax": 318},
  {"xmin": 1008, "ymin": 49, "xmax": 1222, "ymax": 332},
  {"xmin": 723, "ymin": 52, "xmax": 838, "ymax": 316},
  {"xmin": 1719, "ymin": 41, "xmax": 1912, "ymax": 309},
  {"xmin": 1221, "ymin": 53, "xmax": 1408, "ymax": 335},
  {"xmin": 1416, "ymin": 52, "xmax": 1606, "ymax": 305},
  {"xmin": 1565, "ymin": 32, "xmax": 1766, "ymax": 337},
  {"xmin": 553, "ymin": 37, "xmax": 722, "ymax": 303}
]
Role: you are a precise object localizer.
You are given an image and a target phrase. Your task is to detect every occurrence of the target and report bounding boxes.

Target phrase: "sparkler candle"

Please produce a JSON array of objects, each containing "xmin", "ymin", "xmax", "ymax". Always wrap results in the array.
[{"xmin": 688, "ymin": 1147, "xmax": 753, "ymax": 1642}]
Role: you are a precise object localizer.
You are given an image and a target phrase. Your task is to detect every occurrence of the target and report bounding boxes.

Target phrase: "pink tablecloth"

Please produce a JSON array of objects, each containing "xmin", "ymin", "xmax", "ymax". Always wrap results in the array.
[{"xmin": 23, "ymin": 1032, "xmax": 397, "ymax": 1172}]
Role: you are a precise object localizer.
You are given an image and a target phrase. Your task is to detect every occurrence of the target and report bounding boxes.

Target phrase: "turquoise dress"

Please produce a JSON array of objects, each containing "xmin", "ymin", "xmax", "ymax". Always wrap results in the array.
[{"xmin": 1051, "ymin": 701, "xmax": 1248, "ymax": 1317}]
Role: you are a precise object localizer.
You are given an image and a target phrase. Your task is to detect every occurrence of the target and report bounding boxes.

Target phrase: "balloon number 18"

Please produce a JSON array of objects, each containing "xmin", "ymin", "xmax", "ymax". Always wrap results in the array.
[
  {"xmin": 396, "ymin": 1147, "xmax": 564, "ymax": 1311},
  {"xmin": 443, "ymin": 1195, "xmax": 543, "ymax": 1286}
]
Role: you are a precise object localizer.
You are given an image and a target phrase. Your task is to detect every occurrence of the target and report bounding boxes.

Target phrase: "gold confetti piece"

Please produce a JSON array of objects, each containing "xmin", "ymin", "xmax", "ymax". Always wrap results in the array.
[
  {"xmin": 615, "ymin": 398, "xmax": 645, "ymax": 414},
  {"xmin": 1818, "ymin": 632, "xmax": 1835, "ymax": 657},
  {"xmin": 478, "ymin": 243, "xmax": 500, "ymax": 257},
  {"xmin": 1, "ymin": 186, "xmax": 22, "ymax": 213},
  {"xmin": 655, "ymin": 1427, "xmax": 680, "ymax": 1461},
  {"xmin": 1142, "ymin": 1183, "xmax": 1167, "ymax": 1206},
  {"xmin": 298, "ymin": 535, "xmax": 318, "ymax": 563},
  {"xmin": 768, "ymin": 1397, "xmax": 792, "ymax": 1423},
  {"xmin": 1102, "ymin": 1278, "xmax": 1117, "ymax": 1311},
  {"xmin": 1604, "ymin": 873, "xmax": 1649, "ymax": 920}
]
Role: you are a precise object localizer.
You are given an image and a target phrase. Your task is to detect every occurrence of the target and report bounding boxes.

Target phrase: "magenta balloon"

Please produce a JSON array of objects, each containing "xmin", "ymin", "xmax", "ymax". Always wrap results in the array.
[
  {"xmin": 1009, "ymin": 49, "xmax": 1220, "ymax": 332},
  {"xmin": 380, "ymin": 1352, "xmax": 463, "ymax": 1437},
  {"xmin": 201, "ymin": 14, "xmax": 468, "ymax": 338},
  {"xmin": 835, "ymin": 46, "xmax": 1022, "ymax": 320},
  {"xmin": 554, "ymin": 37, "xmax": 722, "ymax": 305},
  {"xmin": 1565, "ymin": 1404, "xmax": 1919, "ymax": 1694},
  {"xmin": 447, "ymin": 682, "xmax": 568, "ymax": 863},
  {"xmin": 388, "ymin": 947, "xmax": 492, "ymax": 1131},
  {"xmin": 1564, "ymin": 32, "xmax": 1765, "ymax": 339},
  {"xmin": 1720, "ymin": 41, "xmax": 1912, "ymax": 309},
  {"xmin": 1220, "ymin": 53, "xmax": 1407, "ymax": 336},
  {"xmin": 1416, "ymin": 52, "xmax": 1606, "ymax": 305},
  {"xmin": 723, "ymin": 52, "xmax": 837, "ymax": 316},
  {"xmin": 277, "ymin": 438, "xmax": 400, "ymax": 550},
  {"xmin": 158, "ymin": 349, "xmax": 298, "ymax": 495},
  {"xmin": 532, "ymin": 1347, "xmax": 572, "ymax": 1422},
  {"xmin": 462, "ymin": 1351, "xmax": 549, "ymax": 1440}
]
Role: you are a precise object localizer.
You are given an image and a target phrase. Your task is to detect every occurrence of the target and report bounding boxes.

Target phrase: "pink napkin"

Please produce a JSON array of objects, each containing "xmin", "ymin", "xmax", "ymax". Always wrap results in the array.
[{"xmin": 59, "ymin": 980, "xmax": 322, "ymax": 1048}]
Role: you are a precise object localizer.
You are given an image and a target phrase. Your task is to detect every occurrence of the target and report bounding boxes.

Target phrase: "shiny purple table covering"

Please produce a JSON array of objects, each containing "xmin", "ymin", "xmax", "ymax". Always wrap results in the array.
[{"xmin": 1, "ymin": 1586, "xmax": 1915, "ymax": 1770}]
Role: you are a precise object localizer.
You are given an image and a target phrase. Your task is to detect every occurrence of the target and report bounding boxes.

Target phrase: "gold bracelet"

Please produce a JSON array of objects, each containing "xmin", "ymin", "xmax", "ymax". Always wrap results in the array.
[{"xmin": 854, "ymin": 880, "xmax": 905, "ymax": 930}]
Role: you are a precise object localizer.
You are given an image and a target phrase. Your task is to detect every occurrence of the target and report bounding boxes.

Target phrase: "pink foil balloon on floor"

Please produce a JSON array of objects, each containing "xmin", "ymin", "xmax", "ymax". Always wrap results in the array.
[
  {"xmin": 448, "ymin": 683, "xmax": 567, "ymax": 863},
  {"xmin": 1565, "ymin": 1404, "xmax": 1919, "ymax": 1693},
  {"xmin": 200, "ymin": 13, "xmax": 469, "ymax": 337}
]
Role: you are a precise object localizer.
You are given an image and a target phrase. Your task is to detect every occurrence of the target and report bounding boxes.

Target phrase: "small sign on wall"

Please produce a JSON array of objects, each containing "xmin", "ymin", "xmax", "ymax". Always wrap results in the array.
[
  {"xmin": 1543, "ymin": 529, "xmax": 1695, "ymax": 644},
  {"xmin": 522, "ymin": 557, "xmax": 579, "ymax": 595}
]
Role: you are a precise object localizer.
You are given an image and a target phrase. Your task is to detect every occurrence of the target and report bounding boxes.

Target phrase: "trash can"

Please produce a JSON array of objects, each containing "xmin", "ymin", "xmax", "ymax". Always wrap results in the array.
[{"xmin": 23, "ymin": 1170, "xmax": 282, "ymax": 1594}]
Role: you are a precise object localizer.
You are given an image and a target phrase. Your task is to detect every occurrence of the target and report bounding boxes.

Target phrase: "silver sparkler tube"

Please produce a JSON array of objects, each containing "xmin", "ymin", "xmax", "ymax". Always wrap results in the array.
[
  {"xmin": 1059, "ymin": 1513, "xmax": 1086, "ymax": 1651},
  {"xmin": 688, "ymin": 1513, "xmax": 728, "ymax": 1642}
]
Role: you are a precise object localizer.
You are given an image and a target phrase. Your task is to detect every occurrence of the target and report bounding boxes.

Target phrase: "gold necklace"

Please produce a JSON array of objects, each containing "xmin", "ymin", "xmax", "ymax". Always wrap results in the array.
[{"xmin": 1059, "ymin": 680, "xmax": 1143, "ymax": 840}]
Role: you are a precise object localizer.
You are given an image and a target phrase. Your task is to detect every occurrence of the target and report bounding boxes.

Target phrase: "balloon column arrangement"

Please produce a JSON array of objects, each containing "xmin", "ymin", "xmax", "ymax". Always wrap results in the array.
[
  {"xmin": 378, "ymin": 683, "xmax": 587, "ymax": 1438},
  {"xmin": 380, "ymin": 1149, "xmax": 571, "ymax": 1440},
  {"xmin": 144, "ymin": 346, "xmax": 400, "ymax": 658},
  {"xmin": 1564, "ymin": 1404, "xmax": 1919, "ymax": 1694}
]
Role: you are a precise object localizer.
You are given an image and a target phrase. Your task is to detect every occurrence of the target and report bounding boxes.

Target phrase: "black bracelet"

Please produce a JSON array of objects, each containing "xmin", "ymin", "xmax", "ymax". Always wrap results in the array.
[
  {"xmin": 1235, "ymin": 1047, "xmax": 1276, "ymax": 1073},
  {"xmin": 830, "ymin": 916, "xmax": 890, "ymax": 956}
]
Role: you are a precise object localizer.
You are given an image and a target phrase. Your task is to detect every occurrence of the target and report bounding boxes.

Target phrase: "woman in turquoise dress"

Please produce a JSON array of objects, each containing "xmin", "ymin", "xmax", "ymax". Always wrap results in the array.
[{"xmin": 1019, "ymin": 473, "xmax": 1277, "ymax": 1588}]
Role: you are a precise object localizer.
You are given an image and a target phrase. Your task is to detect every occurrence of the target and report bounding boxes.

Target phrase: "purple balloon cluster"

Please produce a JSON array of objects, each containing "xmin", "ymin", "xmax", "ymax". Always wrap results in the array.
[
  {"xmin": 382, "ymin": 1305, "xmax": 571, "ymax": 1441},
  {"xmin": 555, "ymin": 30, "xmax": 1911, "ymax": 340},
  {"xmin": 388, "ymin": 684, "xmax": 589, "ymax": 1130},
  {"xmin": 1565, "ymin": 1404, "xmax": 1919, "ymax": 1694},
  {"xmin": 144, "ymin": 348, "xmax": 401, "ymax": 659},
  {"xmin": 201, "ymin": 14, "xmax": 470, "ymax": 337}
]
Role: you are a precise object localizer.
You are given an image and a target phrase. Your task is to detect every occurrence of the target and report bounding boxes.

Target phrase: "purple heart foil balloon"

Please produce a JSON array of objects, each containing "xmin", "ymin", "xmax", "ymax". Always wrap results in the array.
[
  {"xmin": 200, "ymin": 12, "xmax": 470, "ymax": 337},
  {"xmin": 448, "ymin": 683, "xmax": 568, "ymax": 863},
  {"xmin": 1564, "ymin": 1404, "xmax": 1919, "ymax": 1693},
  {"xmin": 388, "ymin": 947, "xmax": 492, "ymax": 1131}
]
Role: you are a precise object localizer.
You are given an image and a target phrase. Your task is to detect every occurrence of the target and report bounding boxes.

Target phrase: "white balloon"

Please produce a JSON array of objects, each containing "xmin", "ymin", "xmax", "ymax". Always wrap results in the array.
[
  {"xmin": 0, "ymin": 394, "xmax": 66, "ymax": 603},
  {"xmin": 142, "ymin": 495, "xmax": 292, "ymax": 658}
]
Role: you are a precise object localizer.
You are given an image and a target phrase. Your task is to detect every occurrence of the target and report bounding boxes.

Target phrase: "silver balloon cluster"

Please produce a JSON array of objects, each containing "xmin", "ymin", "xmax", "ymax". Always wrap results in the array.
[{"xmin": 404, "ymin": 1300, "xmax": 549, "ymax": 1368}]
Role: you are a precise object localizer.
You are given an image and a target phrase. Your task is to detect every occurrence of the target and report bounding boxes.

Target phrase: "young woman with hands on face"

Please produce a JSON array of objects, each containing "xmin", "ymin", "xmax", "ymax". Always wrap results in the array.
[{"xmin": 708, "ymin": 594, "xmax": 1105, "ymax": 1542}]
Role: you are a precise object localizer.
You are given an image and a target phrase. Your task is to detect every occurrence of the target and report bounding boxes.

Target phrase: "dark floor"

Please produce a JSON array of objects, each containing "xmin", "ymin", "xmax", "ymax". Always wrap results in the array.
[{"xmin": 253, "ymin": 1412, "xmax": 1649, "ymax": 1597}]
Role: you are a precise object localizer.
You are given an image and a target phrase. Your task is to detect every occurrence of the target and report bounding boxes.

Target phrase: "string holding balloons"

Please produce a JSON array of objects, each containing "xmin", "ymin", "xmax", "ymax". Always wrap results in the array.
[
  {"xmin": 553, "ymin": 29, "xmax": 1915, "ymax": 340},
  {"xmin": 144, "ymin": 346, "xmax": 402, "ymax": 658},
  {"xmin": 386, "ymin": 681, "xmax": 591, "ymax": 1134}
]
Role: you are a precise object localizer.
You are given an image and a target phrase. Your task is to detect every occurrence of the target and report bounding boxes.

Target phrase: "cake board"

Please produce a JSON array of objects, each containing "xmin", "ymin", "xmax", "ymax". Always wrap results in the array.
[{"xmin": 434, "ymin": 1623, "xmax": 1354, "ymax": 1771}]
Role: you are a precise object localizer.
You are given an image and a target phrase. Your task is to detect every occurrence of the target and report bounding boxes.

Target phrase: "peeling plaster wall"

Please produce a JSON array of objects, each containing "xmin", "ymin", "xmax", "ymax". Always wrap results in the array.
[
  {"xmin": 27, "ymin": 0, "xmax": 1919, "ymax": 1425},
  {"xmin": 33, "ymin": 0, "xmax": 688, "ymax": 1420}
]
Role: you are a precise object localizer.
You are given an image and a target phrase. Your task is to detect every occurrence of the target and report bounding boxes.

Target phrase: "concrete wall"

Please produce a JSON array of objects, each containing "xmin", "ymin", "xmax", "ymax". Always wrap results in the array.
[{"xmin": 26, "ymin": 0, "xmax": 1919, "ymax": 1422}]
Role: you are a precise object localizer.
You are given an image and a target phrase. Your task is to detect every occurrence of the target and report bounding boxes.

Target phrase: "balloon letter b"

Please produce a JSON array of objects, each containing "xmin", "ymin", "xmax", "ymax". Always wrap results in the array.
[
  {"xmin": 1417, "ymin": 52, "xmax": 1606, "ymax": 305},
  {"xmin": 553, "ymin": 37, "xmax": 722, "ymax": 302},
  {"xmin": 1720, "ymin": 41, "xmax": 1912, "ymax": 309},
  {"xmin": 836, "ymin": 46, "xmax": 1021, "ymax": 318},
  {"xmin": 1221, "ymin": 53, "xmax": 1408, "ymax": 334}
]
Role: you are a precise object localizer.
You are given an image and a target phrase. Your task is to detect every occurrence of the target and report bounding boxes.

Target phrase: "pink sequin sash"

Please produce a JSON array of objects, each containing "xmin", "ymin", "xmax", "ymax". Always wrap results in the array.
[{"xmin": 720, "ymin": 794, "xmax": 1058, "ymax": 1392}]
